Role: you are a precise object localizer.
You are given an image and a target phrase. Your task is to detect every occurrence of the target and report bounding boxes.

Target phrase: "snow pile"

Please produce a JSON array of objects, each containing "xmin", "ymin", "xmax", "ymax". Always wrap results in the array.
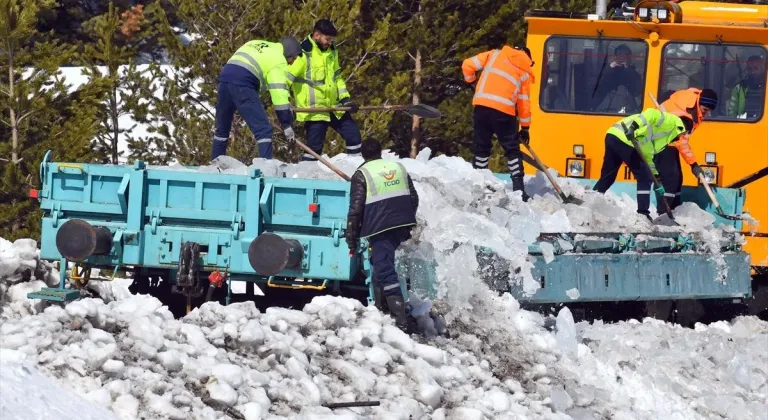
[
  {"xmin": 0, "ymin": 237, "xmax": 60, "ymax": 317},
  {"xmin": 0, "ymin": 238, "xmax": 132, "ymax": 319},
  {"xmin": 190, "ymin": 148, "xmax": 741, "ymax": 314},
  {"xmin": 1, "ymin": 287, "xmax": 766, "ymax": 420}
]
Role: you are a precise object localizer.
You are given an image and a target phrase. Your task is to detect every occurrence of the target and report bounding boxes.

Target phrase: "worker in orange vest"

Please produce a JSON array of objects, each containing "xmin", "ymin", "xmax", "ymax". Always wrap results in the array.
[
  {"xmin": 462, "ymin": 45, "xmax": 535, "ymax": 201},
  {"xmin": 655, "ymin": 88, "xmax": 718, "ymax": 208}
]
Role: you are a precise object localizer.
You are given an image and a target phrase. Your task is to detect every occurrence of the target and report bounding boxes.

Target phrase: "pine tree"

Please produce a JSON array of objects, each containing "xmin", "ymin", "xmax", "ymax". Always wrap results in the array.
[
  {"xmin": 81, "ymin": 2, "xmax": 162, "ymax": 164},
  {"xmin": 0, "ymin": 0, "xmax": 104, "ymax": 240}
]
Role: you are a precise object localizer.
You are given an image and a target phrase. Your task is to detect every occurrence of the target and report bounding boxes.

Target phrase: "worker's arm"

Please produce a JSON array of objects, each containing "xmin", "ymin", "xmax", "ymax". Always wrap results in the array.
[
  {"xmin": 265, "ymin": 64, "xmax": 293, "ymax": 128},
  {"xmin": 461, "ymin": 50, "xmax": 494, "ymax": 84},
  {"xmin": 345, "ymin": 170, "xmax": 366, "ymax": 252},
  {"xmin": 332, "ymin": 49, "xmax": 351, "ymax": 102},
  {"xmin": 670, "ymin": 133, "xmax": 697, "ymax": 166},
  {"xmin": 517, "ymin": 75, "xmax": 532, "ymax": 128},
  {"xmin": 407, "ymin": 174, "xmax": 419, "ymax": 215},
  {"xmin": 285, "ymin": 53, "xmax": 306, "ymax": 91}
]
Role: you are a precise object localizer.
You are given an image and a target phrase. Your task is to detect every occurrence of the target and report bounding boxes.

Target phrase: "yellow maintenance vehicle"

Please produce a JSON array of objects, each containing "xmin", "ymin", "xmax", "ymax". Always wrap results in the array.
[{"xmin": 523, "ymin": 0, "xmax": 767, "ymax": 304}]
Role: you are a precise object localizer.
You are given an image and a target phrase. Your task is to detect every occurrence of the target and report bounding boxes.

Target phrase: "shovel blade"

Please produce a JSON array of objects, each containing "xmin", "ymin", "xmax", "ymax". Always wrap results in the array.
[
  {"xmin": 653, "ymin": 213, "xmax": 679, "ymax": 226},
  {"xmin": 407, "ymin": 104, "xmax": 442, "ymax": 119},
  {"xmin": 565, "ymin": 196, "xmax": 585, "ymax": 205}
]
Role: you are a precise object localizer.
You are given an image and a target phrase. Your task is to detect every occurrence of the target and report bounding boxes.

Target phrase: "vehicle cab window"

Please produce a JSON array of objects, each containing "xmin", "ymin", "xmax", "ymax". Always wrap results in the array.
[
  {"xmin": 540, "ymin": 37, "xmax": 648, "ymax": 115},
  {"xmin": 659, "ymin": 42, "xmax": 767, "ymax": 122}
]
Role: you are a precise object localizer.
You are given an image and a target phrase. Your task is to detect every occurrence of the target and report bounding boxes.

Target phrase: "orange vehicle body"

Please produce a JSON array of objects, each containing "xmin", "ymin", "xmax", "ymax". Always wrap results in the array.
[{"xmin": 523, "ymin": 1, "xmax": 768, "ymax": 271}]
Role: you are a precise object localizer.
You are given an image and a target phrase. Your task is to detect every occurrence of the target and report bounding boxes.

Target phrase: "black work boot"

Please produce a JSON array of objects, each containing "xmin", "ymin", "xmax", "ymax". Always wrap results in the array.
[
  {"xmin": 373, "ymin": 284, "xmax": 388, "ymax": 311},
  {"xmin": 385, "ymin": 294, "xmax": 412, "ymax": 333},
  {"xmin": 512, "ymin": 177, "xmax": 529, "ymax": 202}
]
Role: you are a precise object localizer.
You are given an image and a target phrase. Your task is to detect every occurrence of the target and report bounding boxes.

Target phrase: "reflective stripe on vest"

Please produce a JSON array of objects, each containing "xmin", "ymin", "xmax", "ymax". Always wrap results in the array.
[
  {"xmin": 473, "ymin": 50, "xmax": 529, "ymax": 109},
  {"xmin": 359, "ymin": 161, "xmax": 411, "ymax": 204},
  {"xmin": 227, "ymin": 52, "xmax": 266, "ymax": 92},
  {"xmin": 473, "ymin": 50, "xmax": 528, "ymax": 107}
]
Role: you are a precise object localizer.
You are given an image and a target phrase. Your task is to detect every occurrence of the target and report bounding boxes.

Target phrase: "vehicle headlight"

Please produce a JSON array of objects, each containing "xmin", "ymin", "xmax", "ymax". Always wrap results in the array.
[{"xmin": 565, "ymin": 158, "xmax": 587, "ymax": 178}]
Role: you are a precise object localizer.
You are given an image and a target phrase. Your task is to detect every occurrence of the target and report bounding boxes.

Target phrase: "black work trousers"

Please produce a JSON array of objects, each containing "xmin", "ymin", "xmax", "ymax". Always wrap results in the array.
[
  {"xmin": 368, "ymin": 227, "xmax": 412, "ymax": 298},
  {"xmin": 653, "ymin": 147, "xmax": 683, "ymax": 209},
  {"xmin": 593, "ymin": 134, "xmax": 654, "ymax": 214},
  {"xmin": 472, "ymin": 105, "xmax": 524, "ymax": 191}
]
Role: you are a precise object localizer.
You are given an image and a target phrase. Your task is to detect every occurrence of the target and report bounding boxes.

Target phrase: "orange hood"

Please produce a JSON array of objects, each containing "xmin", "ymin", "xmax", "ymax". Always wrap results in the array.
[
  {"xmin": 502, "ymin": 46, "xmax": 536, "ymax": 84},
  {"xmin": 661, "ymin": 88, "xmax": 703, "ymax": 130}
]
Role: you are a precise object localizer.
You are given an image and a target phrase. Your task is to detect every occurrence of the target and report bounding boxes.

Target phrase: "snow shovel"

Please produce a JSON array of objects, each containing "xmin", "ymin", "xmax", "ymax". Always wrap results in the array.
[
  {"xmin": 697, "ymin": 174, "xmax": 746, "ymax": 221},
  {"xmin": 270, "ymin": 121, "xmax": 351, "ymax": 181},
  {"xmin": 620, "ymin": 122, "xmax": 679, "ymax": 226},
  {"xmin": 522, "ymin": 142, "xmax": 584, "ymax": 205},
  {"xmin": 292, "ymin": 103, "xmax": 442, "ymax": 119}
]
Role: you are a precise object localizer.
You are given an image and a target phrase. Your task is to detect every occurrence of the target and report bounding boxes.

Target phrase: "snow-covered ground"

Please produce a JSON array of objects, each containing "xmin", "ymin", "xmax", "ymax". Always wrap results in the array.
[
  {"xmin": 1, "ymin": 151, "xmax": 766, "ymax": 420},
  {"xmin": 1, "ymin": 241, "xmax": 766, "ymax": 420}
]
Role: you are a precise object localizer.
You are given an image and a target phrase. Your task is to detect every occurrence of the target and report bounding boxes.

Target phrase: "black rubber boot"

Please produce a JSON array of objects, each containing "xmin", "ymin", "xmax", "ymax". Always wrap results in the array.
[
  {"xmin": 512, "ymin": 176, "xmax": 530, "ymax": 202},
  {"xmin": 385, "ymin": 294, "xmax": 412, "ymax": 333}
]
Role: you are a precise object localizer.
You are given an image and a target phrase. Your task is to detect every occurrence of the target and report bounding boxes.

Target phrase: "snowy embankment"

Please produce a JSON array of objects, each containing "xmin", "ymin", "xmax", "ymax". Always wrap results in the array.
[{"xmin": 1, "ymin": 152, "xmax": 766, "ymax": 419}]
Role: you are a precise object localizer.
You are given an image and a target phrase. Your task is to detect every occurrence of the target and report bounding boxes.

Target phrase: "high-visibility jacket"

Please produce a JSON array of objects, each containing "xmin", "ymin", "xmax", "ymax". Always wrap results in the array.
[
  {"xmin": 287, "ymin": 37, "xmax": 351, "ymax": 122},
  {"xmin": 607, "ymin": 108, "xmax": 687, "ymax": 175},
  {"xmin": 462, "ymin": 46, "xmax": 535, "ymax": 127},
  {"xmin": 660, "ymin": 88, "xmax": 706, "ymax": 166},
  {"xmin": 356, "ymin": 159, "xmax": 417, "ymax": 238},
  {"xmin": 727, "ymin": 83, "xmax": 764, "ymax": 118},
  {"xmin": 226, "ymin": 40, "xmax": 292, "ymax": 115}
]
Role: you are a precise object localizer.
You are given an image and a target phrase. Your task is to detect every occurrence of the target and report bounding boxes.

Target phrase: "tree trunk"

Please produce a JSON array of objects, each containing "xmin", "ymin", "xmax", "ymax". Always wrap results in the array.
[
  {"xmin": 410, "ymin": 3, "xmax": 424, "ymax": 159},
  {"xmin": 410, "ymin": 48, "xmax": 421, "ymax": 159},
  {"xmin": 9, "ymin": 48, "xmax": 19, "ymax": 164},
  {"xmin": 110, "ymin": 85, "xmax": 119, "ymax": 164}
]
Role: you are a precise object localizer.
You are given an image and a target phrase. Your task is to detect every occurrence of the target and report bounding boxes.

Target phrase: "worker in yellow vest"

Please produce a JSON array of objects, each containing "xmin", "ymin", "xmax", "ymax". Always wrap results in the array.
[
  {"xmin": 287, "ymin": 19, "xmax": 362, "ymax": 161},
  {"xmin": 346, "ymin": 139, "xmax": 419, "ymax": 333},
  {"xmin": 211, "ymin": 37, "xmax": 301, "ymax": 161}
]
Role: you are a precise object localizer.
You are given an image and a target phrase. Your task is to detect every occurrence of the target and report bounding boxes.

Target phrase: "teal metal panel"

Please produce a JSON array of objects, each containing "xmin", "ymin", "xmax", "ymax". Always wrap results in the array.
[{"xmin": 400, "ymin": 247, "xmax": 752, "ymax": 304}]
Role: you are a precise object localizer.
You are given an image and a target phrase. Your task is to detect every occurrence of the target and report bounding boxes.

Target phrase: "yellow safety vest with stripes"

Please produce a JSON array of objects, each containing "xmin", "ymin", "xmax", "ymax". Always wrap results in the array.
[
  {"xmin": 226, "ymin": 40, "xmax": 291, "ymax": 113},
  {"xmin": 356, "ymin": 159, "xmax": 417, "ymax": 238},
  {"xmin": 607, "ymin": 108, "xmax": 687, "ymax": 175},
  {"xmin": 286, "ymin": 37, "xmax": 351, "ymax": 122}
]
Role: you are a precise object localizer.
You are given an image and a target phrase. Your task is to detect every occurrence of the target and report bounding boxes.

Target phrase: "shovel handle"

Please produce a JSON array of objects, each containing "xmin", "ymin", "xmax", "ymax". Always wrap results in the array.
[
  {"xmin": 270, "ymin": 121, "xmax": 351, "ymax": 181},
  {"xmin": 522, "ymin": 143, "xmax": 568, "ymax": 201},
  {"xmin": 698, "ymin": 173, "xmax": 721, "ymax": 208},
  {"xmin": 292, "ymin": 105, "xmax": 408, "ymax": 113},
  {"xmin": 294, "ymin": 139, "xmax": 351, "ymax": 181}
]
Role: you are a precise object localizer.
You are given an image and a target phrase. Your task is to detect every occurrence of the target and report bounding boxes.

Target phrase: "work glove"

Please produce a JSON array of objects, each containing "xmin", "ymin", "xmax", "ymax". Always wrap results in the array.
[
  {"xmin": 691, "ymin": 163, "xmax": 704, "ymax": 179},
  {"xmin": 623, "ymin": 121, "xmax": 639, "ymax": 140},
  {"xmin": 340, "ymin": 98, "xmax": 359, "ymax": 113},
  {"xmin": 654, "ymin": 184, "xmax": 666, "ymax": 197},
  {"xmin": 283, "ymin": 126, "xmax": 296, "ymax": 144},
  {"xmin": 518, "ymin": 127, "xmax": 530, "ymax": 145}
]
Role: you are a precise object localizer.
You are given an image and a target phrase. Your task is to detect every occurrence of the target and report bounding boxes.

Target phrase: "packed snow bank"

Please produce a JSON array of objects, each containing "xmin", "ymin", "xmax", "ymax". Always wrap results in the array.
[
  {"xmin": 0, "ymin": 349, "xmax": 120, "ymax": 420},
  {"xmin": 0, "ymin": 288, "xmax": 766, "ymax": 420}
]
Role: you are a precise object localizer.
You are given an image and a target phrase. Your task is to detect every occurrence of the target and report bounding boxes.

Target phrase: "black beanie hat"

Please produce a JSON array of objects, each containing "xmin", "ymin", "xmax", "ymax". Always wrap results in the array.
[{"xmin": 699, "ymin": 89, "xmax": 718, "ymax": 109}]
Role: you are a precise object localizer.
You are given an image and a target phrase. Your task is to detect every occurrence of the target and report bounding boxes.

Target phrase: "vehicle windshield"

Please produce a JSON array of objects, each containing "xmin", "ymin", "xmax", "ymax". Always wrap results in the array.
[
  {"xmin": 659, "ymin": 42, "xmax": 767, "ymax": 122},
  {"xmin": 540, "ymin": 37, "xmax": 648, "ymax": 116}
]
